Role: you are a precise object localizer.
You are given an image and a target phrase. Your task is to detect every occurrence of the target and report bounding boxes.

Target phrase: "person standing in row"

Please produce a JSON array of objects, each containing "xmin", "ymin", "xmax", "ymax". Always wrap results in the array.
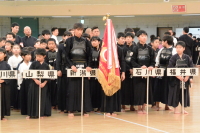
[
  {"xmin": 154, "ymin": 35, "xmax": 176, "ymax": 110},
  {"xmin": 8, "ymin": 44, "xmax": 22, "ymax": 110},
  {"xmin": 0, "ymin": 48, "xmax": 11, "ymax": 120},
  {"xmin": 168, "ymin": 41, "xmax": 193, "ymax": 114},
  {"xmin": 45, "ymin": 38, "xmax": 57, "ymax": 109},
  {"xmin": 11, "ymin": 22, "xmax": 22, "ymax": 45},
  {"xmin": 27, "ymin": 48, "xmax": 51, "ymax": 119},
  {"xmin": 89, "ymin": 36, "xmax": 102, "ymax": 111},
  {"xmin": 65, "ymin": 23, "xmax": 93, "ymax": 117},
  {"xmin": 17, "ymin": 50, "xmax": 32, "ymax": 115},
  {"xmin": 131, "ymin": 30, "xmax": 155, "ymax": 114}
]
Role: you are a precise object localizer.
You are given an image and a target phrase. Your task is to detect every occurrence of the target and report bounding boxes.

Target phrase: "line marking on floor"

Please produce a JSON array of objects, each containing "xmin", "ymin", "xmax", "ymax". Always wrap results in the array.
[{"xmin": 95, "ymin": 113, "xmax": 169, "ymax": 133}]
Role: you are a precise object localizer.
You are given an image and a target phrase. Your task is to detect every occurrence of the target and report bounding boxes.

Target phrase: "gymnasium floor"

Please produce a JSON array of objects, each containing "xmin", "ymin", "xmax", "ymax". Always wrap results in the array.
[{"xmin": 1, "ymin": 70, "xmax": 200, "ymax": 133}]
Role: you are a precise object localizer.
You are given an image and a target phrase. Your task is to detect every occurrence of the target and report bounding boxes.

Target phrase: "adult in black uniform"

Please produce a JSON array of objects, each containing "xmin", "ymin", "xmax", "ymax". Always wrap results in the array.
[
  {"xmin": 179, "ymin": 27, "xmax": 193, "ymax": 57},
  {"xmin": 22, "ymin": 26, "xmax": 37, "ymax": 47},
  {"xmin": 131, "ymin": 30, "xmax": 155, "ymax": 114},
  {"xmin": 11, "ymin": 22, "xmax": 22, "ymax": 45},
  {"xmin": 192, "ymin": 38, "xmax": 200, "ymax": 64},
  {"xmin": 65, "ymin": 23, "xmax": 92, "ymax": 117}
]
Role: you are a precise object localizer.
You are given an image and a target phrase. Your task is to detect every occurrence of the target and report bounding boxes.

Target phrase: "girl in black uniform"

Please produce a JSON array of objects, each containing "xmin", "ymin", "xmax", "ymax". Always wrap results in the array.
[{"xmin": 89, "ymin": 36, "xmax": 101, "ymax": 111}]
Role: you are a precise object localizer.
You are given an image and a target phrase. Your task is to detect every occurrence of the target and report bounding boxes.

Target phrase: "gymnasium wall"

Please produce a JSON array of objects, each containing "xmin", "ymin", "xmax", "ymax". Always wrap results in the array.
[
  {"xmin": 1, "ymin": 15, "xmax": 200, "ymax": 42},
  {"xmin": 0, "ymin": 1, "xmax": 200, "ymax": 16}
]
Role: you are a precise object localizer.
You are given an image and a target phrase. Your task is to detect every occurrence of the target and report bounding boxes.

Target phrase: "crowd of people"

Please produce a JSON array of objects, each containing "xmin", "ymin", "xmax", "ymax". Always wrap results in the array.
[{"xmin": 0, "ymin": 22, "xmax": 200, "ymax": 120}]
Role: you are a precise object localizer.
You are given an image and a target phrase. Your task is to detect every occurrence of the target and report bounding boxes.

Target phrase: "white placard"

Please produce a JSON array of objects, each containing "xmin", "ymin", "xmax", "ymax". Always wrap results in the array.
[
  {"xmin": 133, "ymin": 68, "xmax": 165, "ymax": 76},
  {"xmin": 0, "ymin": 70, "xmax": 18, "ymax": 79},
  {"xmin": 167, "ymin": 68, "xmax": 199, "ymax": 76},
  {"xmin": 23, "ymin": 70, "xmax": 57, "ymax": 79},
  {"xmin": 67, "ymin": 69, "xmax": 97, "ymax": 77}
]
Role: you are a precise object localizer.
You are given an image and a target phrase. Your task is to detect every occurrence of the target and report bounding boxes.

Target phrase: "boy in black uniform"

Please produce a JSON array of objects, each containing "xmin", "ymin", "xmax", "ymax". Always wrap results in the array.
[
  {"xmin": 31, "ymin": 39, "xmax": 47, "ymax": 61},
  {"xmin": 56, "ymin": 35, "xmax": 69, "ymax": 113},
  {"xmin": 150, "ymin": 37, "xmax": 159, "ymax": 108},
  {"xmin": 42, "ymin": 30, "xmax": 51, "ymax": 41},
  {"xmin": 100, "ymin": 36, "xmax": 126, "ymax": 116},
  {"xmin": 59, "ymin": 31, "xmax": 72, "ymax": 44},
  {"xmin": 131, "ymin": 30, "xmax": 155, "ymax": 114},
  {"xmin": 119, "ymin": 32, "xmax": 136, "ymax": 111},
  {"xmin": 0, "ymin": 37, "xmax": 6, "ymax": 48},
  {"xmin": 65, "ymin": 23, "xmax": 92, "ymax": 117},
  {"xmin": 45, "ymin": 38, "xmax": 57, "ymax": 109},
  {"xmin": 168, "ymin": 41, "xmax": 194, "ymax": 114},
  {"xmin": 27, "ymin": 48, "xmax": 51, "ymax": 119},
  {"xmin": 154, "ymin": 35, "xmax": 176, "ymax": 111},
  {"xmin": 0, "ymin": 48, "xmax": 11, "ymax": 120},
  {"xmin": 5, "ymin": 40, "xmax": 14, "ymax": 60}
]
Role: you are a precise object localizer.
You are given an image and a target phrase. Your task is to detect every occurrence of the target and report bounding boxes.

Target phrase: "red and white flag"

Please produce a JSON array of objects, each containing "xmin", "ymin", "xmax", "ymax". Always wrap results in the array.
[{"xmin": 97, "ymin": 19, "xmax": 121, "ymax": 96}]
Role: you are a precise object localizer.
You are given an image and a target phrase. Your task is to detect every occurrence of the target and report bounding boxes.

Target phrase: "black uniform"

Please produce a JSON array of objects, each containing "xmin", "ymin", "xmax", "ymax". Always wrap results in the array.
[
  {"xmin": 27, "ymin": 61, "xmax": 51, "ymax": 117},
  {"xmin": 151, "ymin": 48, "xmax": 159, "ymax": 104},
  {"xmin": 46, "ymin": 50, "xmax": 57, "ymax": 107},
  {"xmin": 89, "ymin": 46, "xmax": 101, "ymax": 109},
  {"xmin": 65, "ymin": 36, "xmax": 92, "ymax": 112},
  {"xmin": 179, "ymin": 34, "xmax": 193, "ymax": 57},
  {"xmin": 131, "ymin": 43, "xmax": 155, "ymax": 105},
  {"xmin": 22, "ymin": 36, "xmax": 37, "ymax": 47},
  {"xmin": 31, "ymin": 50, "xmax": 36, "ymax": 62},
  {"xmin": 56, "ymin": 43, "xmax": 68, "ymax": 111},
  {"xmin": 192, "ymin": 41, "xmax": 200, "ymax": 64},
  {"xmin": 168, "ymin": 54, "xmax": 193, "ymax": 107},
  {"xmin": 154, "ymin": 48, "xmax": 173, "ymax": 104},
  {"xmin": 18, "ymin": 62, "xmax": 31, "ymax": 115},
  {"xmin": 100, "ymin": 45, "xmax": 126, "ymax": 114},
  {"xmin": 15, "ymin": 34, "xmax": 22, "ymax": 45},
  {"xmin": 6, "ymin": 51, "xmax": 12, "ymax": 60},
  {"xmin": 120, "ymin": 44, "xmax": 135, "ymax": 106},
  {"xmin": 0, "ymin": 61, "xmax": 11, "ymax": 120}
]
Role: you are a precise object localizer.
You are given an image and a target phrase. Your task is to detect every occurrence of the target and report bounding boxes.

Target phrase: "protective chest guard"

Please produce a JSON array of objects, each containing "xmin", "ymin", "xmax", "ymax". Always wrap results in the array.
[
  {"xmin": 125, "ymin": 50, "xmax": 133, "ymax": 63},
  {"xmin": 176, "ymin": 58, "xmax": 188, "ymax": 89},
  {"xmin": 48, "ymin": 51, "xmax": 57, "ymax": 64},
  {"xmin": 176, "ymin": 58, "xmax": 188, "ymax": 68},
  {"xmin": 70, "ymin": 39, "xmax": 87, "ymax": 68},
  {"xmin": 92, "ymin": 50, "xmax": 99, "ymax": 62},
  {"xmin": 137, "ymin": 47, "xmax": 150, "ymax": 66},
  {"xmin": 159, "ymin": 48, "xmax": 173, "ymax": 68}
]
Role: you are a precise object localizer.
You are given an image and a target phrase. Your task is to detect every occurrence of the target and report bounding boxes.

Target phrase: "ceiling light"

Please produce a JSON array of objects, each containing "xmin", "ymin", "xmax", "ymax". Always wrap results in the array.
[
  {"xmin": 52, "ymin": 16, "xmax": 71, "ymax": 18},
  {"xmin": 114, "ymin": 16, "xmax": 135, "ymax": 17}
]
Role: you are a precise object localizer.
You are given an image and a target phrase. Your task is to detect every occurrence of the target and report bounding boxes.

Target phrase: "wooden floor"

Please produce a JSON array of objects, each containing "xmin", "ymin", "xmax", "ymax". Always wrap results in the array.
[{"xmin": 1, "ymin": 70, "xmax": 200, "ymax": 133}]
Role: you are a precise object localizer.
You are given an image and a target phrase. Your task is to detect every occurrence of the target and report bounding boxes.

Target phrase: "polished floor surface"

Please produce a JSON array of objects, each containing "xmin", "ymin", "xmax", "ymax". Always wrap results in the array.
[{"xmin": 1, "ymin": 70, "xmax": 200, "ymax": 133}]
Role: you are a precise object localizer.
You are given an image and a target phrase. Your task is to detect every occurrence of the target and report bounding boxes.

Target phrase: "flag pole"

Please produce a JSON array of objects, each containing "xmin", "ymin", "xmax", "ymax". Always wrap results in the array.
[
  {"xmin": 196, "ymin": 52, "xmax": 200, "ymax": 66},
  {"xmin": 39, "ymin": 78, "xmax": 41, "ymax": 119},
  {"xmin": 81, "ymin": 76, "xmax": 84, "ymax": 117},
  {"xmin": 146, "ymin": 75, "xmax": 149, "ymax": 114},
  {"xmin": 0, "ymin": 83, "xmax": 1, "ymax": 120},
  {"xmin": 182, "ymin": 76, "xmax": 184, "ymax": 114}
]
